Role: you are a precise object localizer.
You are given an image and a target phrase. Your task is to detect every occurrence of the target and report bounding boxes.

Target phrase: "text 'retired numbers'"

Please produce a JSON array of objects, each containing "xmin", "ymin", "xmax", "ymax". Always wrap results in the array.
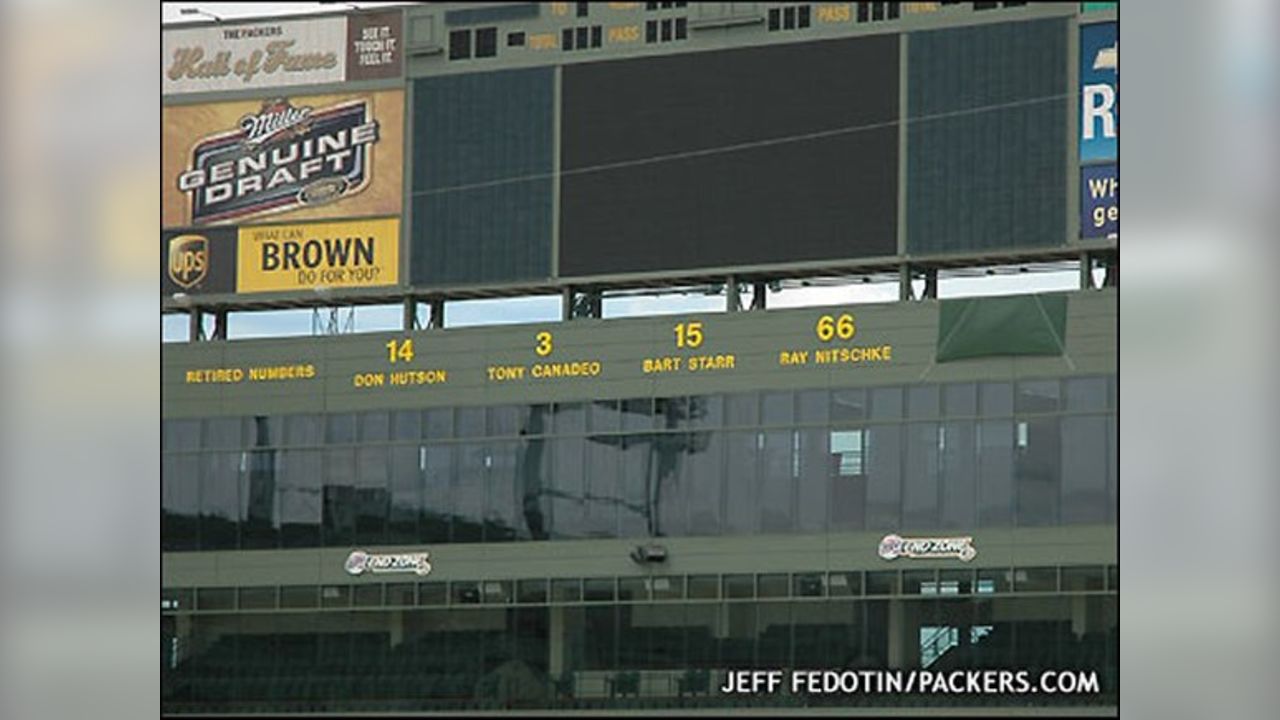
[
  {"xmin": 535, "ymin": 331, "xmax": 554, "ymax": 357},
  {"xmin": 815, "ymin": 314, "xmax": 856, "ymax": 342},
  {"xmin": 674, "ymin": 321, "xmax": 704, "ymax": 349},
  {"xmin": 386, "ymin": 338, "xmax": 414, "ymax": 363}
]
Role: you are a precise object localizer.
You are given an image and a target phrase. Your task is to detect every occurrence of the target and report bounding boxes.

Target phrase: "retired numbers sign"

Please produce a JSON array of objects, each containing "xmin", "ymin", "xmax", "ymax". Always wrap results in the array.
[{"xmin": 166, "ymin": 304, "xmax": 910, "ymax": 408}]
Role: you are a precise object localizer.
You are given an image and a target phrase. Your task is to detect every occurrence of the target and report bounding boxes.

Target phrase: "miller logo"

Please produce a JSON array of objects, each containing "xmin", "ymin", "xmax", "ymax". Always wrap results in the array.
[
  {"xmin": 176, "ymin": 96, "xmax": 378, "ymax": 225},
  {"xmin": 168, "ymin": 234, "xmax": 209, "ymax": 288}
]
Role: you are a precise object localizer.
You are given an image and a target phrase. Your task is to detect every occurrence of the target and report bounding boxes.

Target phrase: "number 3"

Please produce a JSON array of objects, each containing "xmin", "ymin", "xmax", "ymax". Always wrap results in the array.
[{"xmin": 535, "ymin": 331, "xmax": 553, "ymax": 357}]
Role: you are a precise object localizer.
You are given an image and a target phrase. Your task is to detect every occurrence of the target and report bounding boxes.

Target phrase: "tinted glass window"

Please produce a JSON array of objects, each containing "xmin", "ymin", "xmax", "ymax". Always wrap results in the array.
[
  {"xmin": 723, "ymin": 431, "xmax": 758, "ymax": 535},
  {"xmin": 795, "ymin": 428, "xmax": 828, "ymax": 533},
  {"xmin": 326, "ymin": 413, "xmax": 356, "ymax": 444},
  {"xmin": 865, "ymin": 425, "xmax": 902, "ymax": 529},
  {"xmin": 761, "ymin": 391, "xmax": 795, "ymax": 425},
  {"xmin": 870, "ymin": 386, "xmax": 903, "ymax": 419},
  {"xmin": 488, "ymin": 405, "xmax": 520, "ymax": 437},
  {"xmin": 1016, "ymin": 380, "xmax": 1061, "ymax": 413},
  {"xmin": 550, "ymin": 438, "xmax": 586, "ymax": 538},
  {"xmin": 903, "ymin": 424, "xmax": 940, "ymax": 527},
  {"xmin": 978, "ymin": 420, "xmax": 1014, "ymax": 526},
  {"xmin": 758, "ymin": 431, "xmax": 794, "ymax": 533},
  {"xmin": 200, "ymin": 452, "xmax": 240, "ymax": 550},
  {"xmin": 907, "ymin": 385, "xmax": 940, "ymax": 418},
  {"xmin": 943, "ymin": 383, "xmax": 978, "ymax": 416},
  {"xmin": 620, "ymin": 398, "xmax": 654, "ymax": 432},
  {"xmin": 452, "ymin": 444, "xmax": 486, "ymax": 542},
  {"xmin": 392, "ymin": 410, "xmax": 422, "ymax": 440},
  {"xmin": 980, "ymin": 382, "xmax": 1014, "ymax": 416},
  {"xmin": 485, "ymin": 442, "xmax": 519, "ymax": 541},
  {"xmin": 197, "ymin": 587, "xmax": 235, "ymax": 610},
  {"xmin": 203, "ymin": 417, "xmax": 243, "ymax": 449},
  {"xmin": 456, "ymin": 406, "xmax": 486, "ymax": 438},
  {"xmin": 355, "ymin": 446, "xmax": 389, "ymax": 545},
  {"xmin": 589, "ymin": 400, "xmax": 621, "ymax": 432},
  {"xmin": 1065, "ymin": 376, "xmax": 1108, "ymax": 412},
  {"xmin": 831, "ymin": 388, "xmax": 868, "ymax": 422},
  {"xmin": 725, "ymin": 393, "xmax": 759, "ymax": 427},
  {"xmin": 422, "ymin": 444, "xmax": 453, "ymax": 543},
  {"xmin": 584, "ymin": 437, "xmax": 619, "ymax": 537},
  {"xmin": 940, "ymin": 421, "xmax": 977, "ymax": 528},
  {"xmin": 1061, "ymin": 415, "xmax": 1109, "ymax": 523},
  {"xmin": 286, "ymin": 414, "xmax": 323, "ymax": 446},
  {"xmin": 163, "ymin": 419, "xmax": 201, "ymax": 451},
  {"xmin": 797, "ymin": 389, "xmax": 828, "ymax": 424},
  {"xmin": 322, "ymin": 448, "xmax": 356, "ymax": 546},
  {"xmin": 424, "ymin": 407, "xmax": 454, "ymax": 440},
  {"xmin": 359, "ymin": 411, "xmax": 389, "ymax": 442},
  {"xmin": 387, "ymin": 445, "xmax": 421, "ymax": 544},
  {"xmin": 1015, "ymin": 418, "xmax": 1060, "ymax": 525},
  {"xmin": 162, "ymin": 453, "xmax": 200, "ymax": 551},
  {"xmin": 280, "ymin": 449, "xmax": 321, "ymax": 548},
  {"xmin": 554, "ymin": 402, "xmax": 587, "ymax": 434},
  {"xmin": 684, "ymin": 432, "xmax": 723, "ymax": 536}
]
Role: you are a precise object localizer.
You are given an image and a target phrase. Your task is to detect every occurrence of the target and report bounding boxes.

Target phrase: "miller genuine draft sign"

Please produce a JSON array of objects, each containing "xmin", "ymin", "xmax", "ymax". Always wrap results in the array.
[
  {"xmin": 163, "ymin": 89, "xmax": 403, "ymax": 228},
  {"xmin": 162, "ymin": 11, "xmax": 402, "ymax": 96},
  {"xmin": 178, "ymin": 97, "xmax": 379, "ymax": 225}
]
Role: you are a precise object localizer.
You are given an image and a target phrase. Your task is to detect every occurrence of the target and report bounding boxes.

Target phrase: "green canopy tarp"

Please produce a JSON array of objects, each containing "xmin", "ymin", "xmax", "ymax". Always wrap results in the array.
[{"xmin": 936, "ymin": 294, "xmax": 1068, "ymax": 362}]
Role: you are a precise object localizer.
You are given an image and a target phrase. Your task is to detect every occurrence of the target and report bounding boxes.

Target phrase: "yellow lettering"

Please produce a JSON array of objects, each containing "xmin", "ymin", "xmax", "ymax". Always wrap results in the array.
[
  {"xmin": 528, "ymin": 33, "xmax": 557, "ymax": 49},
  {"xmin": 643, "ymin": 357, "xmax": 683, "ymax": 374},
  {"xmin": 486, "ymin": 365, "xmax": 526, "ymax": 382},
  {"xmin": 608, "ymin": 25, "xmax": 641, "ymax": 42},
  {"xmin": 184, "ymin": 367, "xmax": 244, "ymax": 383},
  {"xmin": 687, "ymin": 354, "xmax": 736, "ymax": 372},
  {"xmin": 817, "ymin": 4, "xmax": 852, "ymax": 23},
  {"xmin": 389, "ymin": 369, "xmax": 447, "ymax": 386},
  {"xmin": 353, "ymin": 372, "xmax": 385, "ymax": 387}
]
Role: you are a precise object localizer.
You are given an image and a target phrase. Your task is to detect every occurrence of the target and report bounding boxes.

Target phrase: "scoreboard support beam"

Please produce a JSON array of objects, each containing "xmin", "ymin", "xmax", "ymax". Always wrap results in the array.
[
  {"xmin": 188, "ymin": 309, "xmax": 202, "ymax": 343},
  {"xmin": 428, "ymin": 298, "xmax": 445, "ymax": 329},
  {"xmin": 561, "ymin": 287, "xmax": 573, "ymax": 321},
  {"xmin": 1080, "ymin": 252, "xmax": 1094, "ymax": 290},
  {"xmin": 726, "ymin": 276, "xmax": 740, "ymax": 313},
  {"xmin": 924, "ymin": 269, "xmax": 938, "ymax": 300},
  {"xmin": 750, "ymin": 281, "xmax": 767, "ymax": 311},
  {"xmin": 899, "ymin": 264, "xmax": 912, "ymax": 302},
  {"xmin": 212, "ymin": 309, "xmax": 228, "ymax": 340},
  {"xmin": 403, "ymin": 298, "xmax": 418, "ymax": 331},
  {"xmin": 1103, "ymin": 255, "xmax": 1118, "ymax": 287}
]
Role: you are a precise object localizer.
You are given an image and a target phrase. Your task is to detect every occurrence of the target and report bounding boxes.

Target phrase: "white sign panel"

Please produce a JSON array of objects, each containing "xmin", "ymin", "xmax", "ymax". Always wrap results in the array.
[
  {"xmin": 344, "ymin": 549, "xmax": 433, "ymax": 577},
  {"xmin": 164, "ymin": 17, "xmax": 347, "ymax": 96},
  {"xmin": 878, "ymin": 534, "xmax": 977, "ymax": 562}
]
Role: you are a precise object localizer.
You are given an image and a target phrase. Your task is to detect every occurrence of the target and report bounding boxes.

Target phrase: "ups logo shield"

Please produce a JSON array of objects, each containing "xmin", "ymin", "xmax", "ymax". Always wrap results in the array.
[{"xmin": 168, "ymin": 234, "xmax": 208, "ymax": 289}]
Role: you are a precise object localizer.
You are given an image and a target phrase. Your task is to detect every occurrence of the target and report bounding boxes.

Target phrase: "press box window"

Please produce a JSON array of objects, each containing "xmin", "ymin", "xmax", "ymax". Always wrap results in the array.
[
  {"xmin": 831, "ymin": 430, "xmax": 865, "ymax": 476},
  {"xmin": 449, "ymin": 29, "xmax": 471, "ymax": 60},
  {"xmin": 507, "ymin": 31, "xmax": 526, "ymax": 47},
  {"xmin": 474, "ymin": 27, "xmax": 497, "ymax": 58}
]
